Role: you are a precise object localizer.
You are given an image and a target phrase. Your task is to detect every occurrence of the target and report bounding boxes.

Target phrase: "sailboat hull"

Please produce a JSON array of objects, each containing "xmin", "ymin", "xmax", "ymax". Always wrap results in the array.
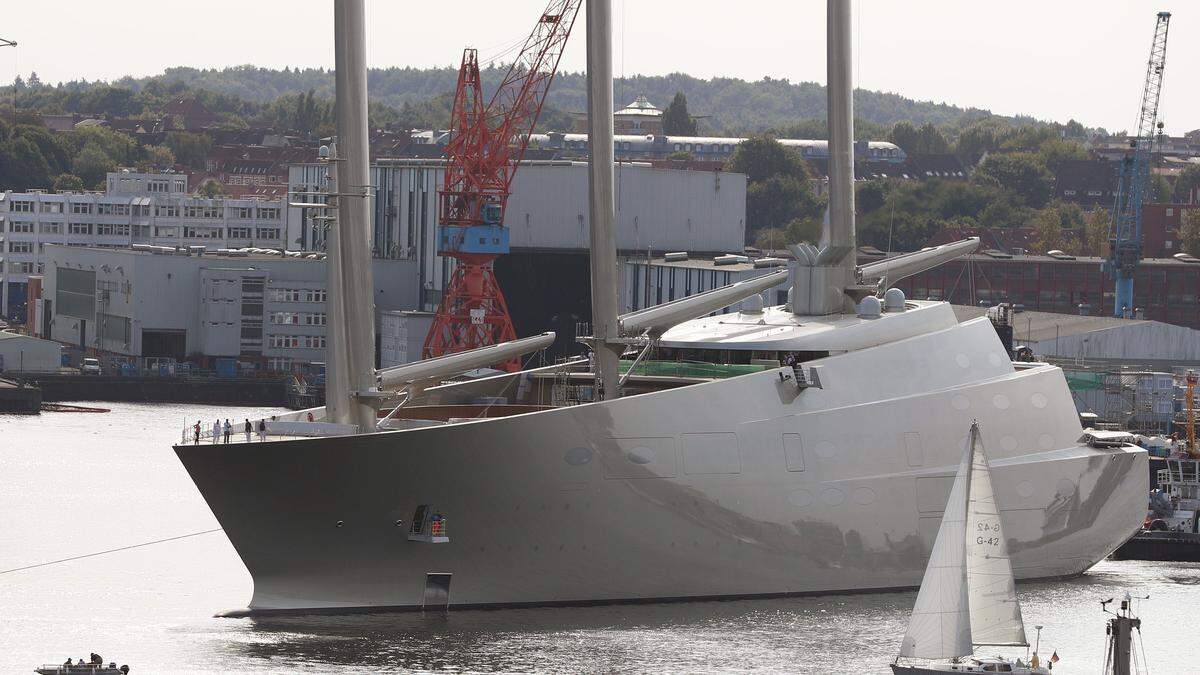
[{"xmin": 175, "ymin": 318, "xmax": 1147, "ymax": 614}]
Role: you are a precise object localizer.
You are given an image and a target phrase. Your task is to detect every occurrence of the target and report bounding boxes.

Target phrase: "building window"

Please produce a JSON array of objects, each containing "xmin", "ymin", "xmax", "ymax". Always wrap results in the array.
[
  {"xmin": 270, "ymin": 288, "xmax": 303, "ymax": 302},
  {"xmin": 1063, "ymin": 190, "xmax": 1077, "ymax": 196},
  {"xmin": 256, "ymin": 227, "xmax": 281, "ymax": 240},
  {"xmin": 156, "ymin": 205, "xmax": 179, "ymax": 217},
  {"xmin": 153, "ymin": 226, "xmax": 179, "ymax": 237},
  {"xmin": 68, "ymin": 223, "xmax": 94, "ymax": 235},
  {"xmin": 149, "ymin": 180, "xmax": 169, "ymax": 193},
  {"xmin": 228, "ymin": 227, "xmax": 252, "ymax": 239},
  {"xmin": 97, "ymin": 223, "xmax": 131, "ymax": 236},
  {"xmin": 271, "ymin": 311, "xmax": 300, "ymax": 325},
  {"xmin": 304, "ymin": 289, "xmax": 327, "ymax": 303},
  {"xmin": 10, "ymin": 200, "xmax": 34, "ymax": 213},
  {"xmin": 257, "ymin": 207, "xmax": 281, "ymax": 220},
  {"xmin": 183, "ymin": 226, "xmax": 222, "ymax": 239},
  {"xmin": 8, "ymin": 220, "xmax": 33, "ymax": 233},
  {"xmin": 232, "ymin": 207, "xmax": 252, "ymax": 219},
  {"xmin": 1167, "ymin": 208, "xmax": 1174, "ymax": 217},
  {"xmin": 39, "ymin": 222, "xmax": 61, "ymax": 234},
  {"xmin": 304, "ymin": 312, "xmax": 327, "ymax": 326},
  {"xmin": 70, "ymin": 202, "xmax": 93, "ymax": 214},
  {"xmin": 8, "ymin": 241, "xmax": 33, "ymax": 253}
]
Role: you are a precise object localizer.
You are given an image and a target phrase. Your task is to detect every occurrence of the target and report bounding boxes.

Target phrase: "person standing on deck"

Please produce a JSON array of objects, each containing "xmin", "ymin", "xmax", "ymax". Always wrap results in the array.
[
  {"xmin": 244, "ymin": 418, "xmax": 253, "ymax": 443},
  {"xmin": 211, "ymin": 419, "xmax": 221, "ymax": 444},
  {"xmin": 223, "ymin": 418, "xmax": 231, "ymax": 444},
  {"xmin": 193, "ymin": 420, "xmax": 201, "ymax": 444},
  {"xmin": 257, "ymin": 418, "xmax": 267, "ymax": 442}
]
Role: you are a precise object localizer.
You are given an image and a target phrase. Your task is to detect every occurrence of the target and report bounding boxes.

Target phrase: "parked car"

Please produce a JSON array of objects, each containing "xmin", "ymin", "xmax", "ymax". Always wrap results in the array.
[{"xmin": 81, "ymin": 358, "xmax": 102, "ymax": 375}]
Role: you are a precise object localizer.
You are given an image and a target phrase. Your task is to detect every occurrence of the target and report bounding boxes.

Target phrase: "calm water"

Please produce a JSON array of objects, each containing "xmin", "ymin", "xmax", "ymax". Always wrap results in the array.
[{"xmin": 1, "ymin": 402, "xmax": 1197, "ymax": 674}]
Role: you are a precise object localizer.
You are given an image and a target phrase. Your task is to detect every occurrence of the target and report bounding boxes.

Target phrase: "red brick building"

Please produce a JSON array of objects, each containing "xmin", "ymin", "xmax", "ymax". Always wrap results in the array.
[{"xmin": 895, "ymin": 252, "xmax": 1200, "ymax": 329}]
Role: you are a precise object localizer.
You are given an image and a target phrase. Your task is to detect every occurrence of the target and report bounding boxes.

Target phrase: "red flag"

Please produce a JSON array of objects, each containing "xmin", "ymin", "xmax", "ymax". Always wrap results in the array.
[{"xmin": 1051, "ymin": 651, "xmax": 1060, "ymax": 663}]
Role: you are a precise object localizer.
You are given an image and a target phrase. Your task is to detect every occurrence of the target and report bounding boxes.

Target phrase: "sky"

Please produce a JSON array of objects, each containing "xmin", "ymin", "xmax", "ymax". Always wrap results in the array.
[{"xmin": 1, "ymin": 1, "xmax": 1196, "ymax": 133}]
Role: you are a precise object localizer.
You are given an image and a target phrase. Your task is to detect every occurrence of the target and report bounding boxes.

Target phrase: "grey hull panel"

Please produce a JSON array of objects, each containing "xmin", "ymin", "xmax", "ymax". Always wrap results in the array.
[{"xmin": 175, "ymin": 320, "xmax": 1148, "ymax": 613}]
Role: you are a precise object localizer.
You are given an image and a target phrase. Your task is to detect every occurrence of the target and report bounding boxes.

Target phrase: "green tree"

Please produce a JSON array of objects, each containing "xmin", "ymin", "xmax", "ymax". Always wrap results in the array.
[
  {"xmin": 52, "ymin": 173, "xmax": 85, "ymax": 192},
  {"xmin": 1030, "ymin": 207, "xmax": 1064, "ymax": 254},
  {"xmin": 164, "ymin": 131, "xmax": 212, "ymax": 170},
  {"xmin": 726, "ymin": 135, "xmax": 809, "ymax": 183},
  {"xmin": 1180, "ymin": 209, "xmax": 1200, "ymax": 257},
  {"xmin": 745, "ymin": 175, "xmax": 822, "ymax": 232},
  {"xmin": 198, "ymin": 178, "xmax": 224, "ymax": 198},
  {"xmin": 1149, "ymin": 174, "xmax": 1172, "ymax": 203},
  {"xmin": 972, "ymin": 152, "xmax": 1053, "ymax": 208},
  {"xmin": 143, "ymin": 145, "xmax": 176, "ymax": 169},
  {"xmin": 665, "ymin": 150, "xmax": 694, "ymax": 161},
  {"xmin": 1173, "ymin": 164, "xmax": 1200, "ymax": 204},
  {"xmin": 0, "ymin": 136, "xmax": 54, "ymax": 191},
  {"xmin": 72, "ymin": 142, "xmax": 117, "ymax": 188},
  {"xmin": 1036, "ymin": 138, "xmax": 1087, "ymax": 174},
  {"xmin": 754, "ymin": 227, "xmax": 789, "ymax": 252},
  {"xmin": 661, "ymin": 92, "xmax": 698, "ymax": 136},
  {"xmin": 1083, "ymin": 208, "xmax": 1110, "ymax": 257}
]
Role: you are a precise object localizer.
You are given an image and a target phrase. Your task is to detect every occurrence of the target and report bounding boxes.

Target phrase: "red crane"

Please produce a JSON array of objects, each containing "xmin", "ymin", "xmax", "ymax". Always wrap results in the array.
[{"xmin": 422, "ymin": 0, "xmax": 582, "ymax": 366}]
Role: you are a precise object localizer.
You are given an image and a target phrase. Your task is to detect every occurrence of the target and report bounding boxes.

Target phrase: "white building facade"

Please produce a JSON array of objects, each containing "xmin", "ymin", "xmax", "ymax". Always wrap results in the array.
[
  {"xmin": 1, "ymin": 170, "xmax": 288, "ymax": 319},
  {"xmin": 42, "ymin": 245, "xmax": 417, "ymax": 373}
]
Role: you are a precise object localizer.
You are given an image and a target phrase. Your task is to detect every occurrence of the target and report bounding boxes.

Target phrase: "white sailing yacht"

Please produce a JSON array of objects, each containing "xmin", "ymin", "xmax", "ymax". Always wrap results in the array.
[{"xmin": 892, "ymin": 422, "xmax": 1050, "ymax": 675}]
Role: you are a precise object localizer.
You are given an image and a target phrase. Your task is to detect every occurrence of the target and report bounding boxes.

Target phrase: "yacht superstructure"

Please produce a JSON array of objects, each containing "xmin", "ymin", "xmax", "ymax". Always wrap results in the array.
[{"xmin": 173, "ymin": 0, "xmax": 1146, "ymax": 615}]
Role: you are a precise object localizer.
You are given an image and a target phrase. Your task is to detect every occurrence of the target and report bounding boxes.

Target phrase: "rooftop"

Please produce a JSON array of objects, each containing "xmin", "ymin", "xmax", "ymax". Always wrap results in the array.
[
  {"xmin": 951, "ymin": 304, "xmax": 1162, "ymax": 342},
  {"xmin": 615, "ymin": 95, "xmax": 662, "ymax": 117}
]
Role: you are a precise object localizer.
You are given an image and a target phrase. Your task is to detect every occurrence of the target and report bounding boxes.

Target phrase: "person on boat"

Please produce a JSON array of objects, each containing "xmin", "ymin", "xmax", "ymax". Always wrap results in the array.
[
  {"xmin": 63, "ymin": 659, "xmax": 72, "ymax": 667},
  {"xmin": 257, "ymin": 418, "xmax": 267, "ymax": 442},
  {"xmin": 211, "ymin": 419, "xmax": 220, "ymax": 444},
  {"xmin": 223, "ymin": 419, "xmax": 232, "ymax": 444},
  {"xmin": 193, "ymin": 420, "xmax": 201, "ymax": 445},
  {"xmin": 90, "ymin": 653, "xmax": 102, "ymax": 665},
  {"xmin": 244, "ymin": 418, "xmax": 252, "ymax": 443},
  {"xmin": 306, "ymin": 411, "xmax": 314, "ymax": 422}
]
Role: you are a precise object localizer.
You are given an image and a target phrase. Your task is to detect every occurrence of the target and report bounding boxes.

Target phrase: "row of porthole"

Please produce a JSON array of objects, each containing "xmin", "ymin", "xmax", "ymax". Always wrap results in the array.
[
  {"xmin": 951, "ymin": 391, "xmax": 1050, "ymax": 412},
  {"xmin": 787, "ymin": 486, "xmax": 877, "ymax": 508},
  {"xmin": 787, "ymin": 477, "xmax": 1074, "ymax": 510}
]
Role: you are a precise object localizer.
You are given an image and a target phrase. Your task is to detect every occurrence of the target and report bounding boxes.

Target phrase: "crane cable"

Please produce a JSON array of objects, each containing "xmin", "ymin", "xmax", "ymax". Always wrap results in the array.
[{"xmin": 0, "ymin": 529, "xmax": 223, "ymax": 576}]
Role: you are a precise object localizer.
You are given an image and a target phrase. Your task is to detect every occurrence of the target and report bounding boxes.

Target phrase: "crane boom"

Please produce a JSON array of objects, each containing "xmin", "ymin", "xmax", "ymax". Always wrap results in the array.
[
  {"xmin": 424, "ymin": 0, "xmax": 582, "ymax": 364},
  {"xmin": 1106, "ymin": 11, "xmax": 1170, "ymax": 318}
]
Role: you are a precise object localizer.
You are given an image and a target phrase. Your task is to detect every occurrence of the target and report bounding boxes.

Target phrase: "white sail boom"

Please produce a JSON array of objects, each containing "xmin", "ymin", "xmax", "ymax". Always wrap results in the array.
[
  {"xmin": 898, "ymin": 432, "xmax": 974, "ymax": 660},
  {"xmin": 618, "ymin": 269, "xmax": 788, "ymax": 337},
  {"xmin": 966, "ymin": 426, "xmax": 1029, "ymax": 647}
]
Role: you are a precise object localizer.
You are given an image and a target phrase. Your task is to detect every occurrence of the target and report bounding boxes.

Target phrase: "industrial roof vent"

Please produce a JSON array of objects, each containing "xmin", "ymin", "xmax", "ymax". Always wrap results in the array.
[
  {"xmin": 664, "ymin": 251, "xmax": 688, "ymax": 262},
  {"xmin": 1047, "ymin": 249, "xmax": 1076, "ymax": 260},
  {"xmin": 982, "ymin": 249, "xmax": 1013, "ymax": 259}
]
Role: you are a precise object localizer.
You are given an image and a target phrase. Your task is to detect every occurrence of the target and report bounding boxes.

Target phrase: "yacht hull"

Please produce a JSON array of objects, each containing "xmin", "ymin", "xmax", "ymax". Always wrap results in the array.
[{"xmin": 175, "ymin": 319, "xmax": 1147, "ymax": 614}]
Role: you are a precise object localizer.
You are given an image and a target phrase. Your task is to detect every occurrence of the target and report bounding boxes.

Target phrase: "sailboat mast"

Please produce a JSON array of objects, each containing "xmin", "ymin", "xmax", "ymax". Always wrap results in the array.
[
  {"xmin": 585, "ymin": 0, "xmax": 621, "ymax": 400},
  {"xmin": 823, "ymin": 0, "xmax": 856, "ymax": 269},
  {"xmin": 331, "ymin": 0, "xmax": 378, "ymax": 430}
]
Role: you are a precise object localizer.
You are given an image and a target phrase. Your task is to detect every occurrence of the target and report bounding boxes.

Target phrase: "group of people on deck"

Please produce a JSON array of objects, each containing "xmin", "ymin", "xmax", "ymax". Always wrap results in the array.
[{"xmin": 190, "ymin": 417, "xmax": 269, "ymax": 444}]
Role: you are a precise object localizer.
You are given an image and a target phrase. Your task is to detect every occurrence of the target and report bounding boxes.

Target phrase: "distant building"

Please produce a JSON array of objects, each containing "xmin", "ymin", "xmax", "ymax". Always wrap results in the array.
[
  {"xmin": 0, "ymin": 331, "xmax": 61, "ymax": 374},
  {"xmin": 896, "ymin": 252, "xmax": 1200, "ymax": 329},
  {"xmin": 41, "ymin": 245, "xmax": 416, "ymax": 372},
  {"xmin": 1142, "ymin": 203, "xmax": 1200, "ymax": 257},
  {"xmin": 0, "ymin": 170, "xmax": 288, "ymax": 320},
  {"xmin": 573, "ymin": 94, "xmax": 665, "ymax": 135},
  {"xmin": 161, "ymin": 97, "xmax": 220, "ymax": 132},
  {"xmin": 1054, "ymin": 159, "xmax": 1118, "ymax": 208}
]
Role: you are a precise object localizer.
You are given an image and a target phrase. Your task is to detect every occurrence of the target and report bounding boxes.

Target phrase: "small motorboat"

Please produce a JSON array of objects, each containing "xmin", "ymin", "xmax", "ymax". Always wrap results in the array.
[
  {"xmin": 890, "ymin": 422, "xmax": 1054, "ymax": 675},
  {"xmin": 35, "ymin": 655, "xmax": 129, "ymax": 675}
]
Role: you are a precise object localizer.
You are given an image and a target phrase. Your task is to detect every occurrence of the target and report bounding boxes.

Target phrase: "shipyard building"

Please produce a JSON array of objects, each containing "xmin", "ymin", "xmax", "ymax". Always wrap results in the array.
[{"xmin": 29, "ymin": 160, "xmax": 747, "ymax": 370}]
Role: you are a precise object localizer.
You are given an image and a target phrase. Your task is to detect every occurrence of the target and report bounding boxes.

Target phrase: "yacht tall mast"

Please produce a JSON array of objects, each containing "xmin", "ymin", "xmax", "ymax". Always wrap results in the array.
[
  {"xmin": 329, "ymin": 0, "xmax": 377, "ymax": 429},
  {"xmin": 791, "ymin": 0, "xmax": 857, "ymax": 316},
  {"xmin": 585, "ymin": 0, "xmax": 621, "ymax": 400}
]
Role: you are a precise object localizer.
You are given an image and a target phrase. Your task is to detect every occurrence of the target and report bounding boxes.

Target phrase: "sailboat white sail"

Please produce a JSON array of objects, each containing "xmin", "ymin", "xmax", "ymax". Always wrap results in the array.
[
  {"xmin": 966, "ymin": 427, "xmax": 1029, "ymax": 648},
  {"xmin": 897, "ymin": 422, "xmax": 1029, "ymax": 663},
  {"xmin": 898, "ymin": 433, "xmax": 973, "ymax": 660}
]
